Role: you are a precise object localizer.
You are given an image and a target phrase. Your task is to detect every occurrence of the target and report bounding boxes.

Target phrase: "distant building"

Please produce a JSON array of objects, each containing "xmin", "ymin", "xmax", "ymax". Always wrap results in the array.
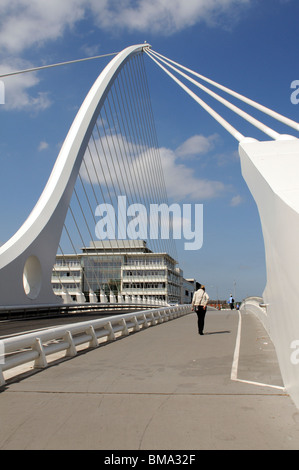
[
  {"xmin": 52, "ymin": 240, "xmax": 185, "ymax": 304},
  {"xmin": 182, "ymin": 278, "xmax": 197, "ymax": 304}
]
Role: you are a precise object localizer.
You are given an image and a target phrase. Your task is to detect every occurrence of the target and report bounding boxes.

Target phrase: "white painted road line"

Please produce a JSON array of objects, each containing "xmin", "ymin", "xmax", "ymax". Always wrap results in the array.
[{"xmin": 231, "ymin": 310, "xmax": 285, "ymax": 391}]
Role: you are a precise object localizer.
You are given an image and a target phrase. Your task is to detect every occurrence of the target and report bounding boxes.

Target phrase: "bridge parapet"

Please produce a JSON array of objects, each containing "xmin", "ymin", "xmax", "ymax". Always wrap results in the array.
[
  {"xmin": 0, "ymin": 304, "xmax": 191, "ymax": 387},
  {"xmin": 240, "ymin": 297, "xmax": 268, "ymax": 331}
]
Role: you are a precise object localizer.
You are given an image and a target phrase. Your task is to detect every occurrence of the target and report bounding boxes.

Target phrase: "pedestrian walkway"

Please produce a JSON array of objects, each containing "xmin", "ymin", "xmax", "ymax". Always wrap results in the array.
[{"xmin": 1, "ymin": 310, "xmax": 299, "ymax": 450}]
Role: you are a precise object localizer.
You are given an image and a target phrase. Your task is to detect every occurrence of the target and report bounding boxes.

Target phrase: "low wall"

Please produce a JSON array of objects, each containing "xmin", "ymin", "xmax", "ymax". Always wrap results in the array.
[{"xmin": 240, "ymin": 297, "xmax": 268, "ymax": 331}]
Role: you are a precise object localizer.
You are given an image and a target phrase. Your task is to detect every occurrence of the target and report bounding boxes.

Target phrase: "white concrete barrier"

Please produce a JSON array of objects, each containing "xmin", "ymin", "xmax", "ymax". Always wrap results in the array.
[{"xmin": 0, "ymin": 305, "xmax": 191, "ymax": 386}]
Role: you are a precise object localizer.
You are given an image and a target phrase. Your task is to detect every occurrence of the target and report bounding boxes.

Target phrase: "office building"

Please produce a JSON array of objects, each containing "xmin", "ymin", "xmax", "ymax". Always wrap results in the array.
[{"xmin": 52, "ymin": 240, "xmax": 184, "ymax": 304}]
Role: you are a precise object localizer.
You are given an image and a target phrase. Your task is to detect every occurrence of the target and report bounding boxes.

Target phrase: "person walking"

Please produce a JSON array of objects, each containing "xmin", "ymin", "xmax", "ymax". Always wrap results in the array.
[
  {"xmin": 228, "ymin": 294, "xmax": 234, "ymax": 310},
  {"xmin": 191, "ymin": 285, "xmax": 209, "ymax": 335}
]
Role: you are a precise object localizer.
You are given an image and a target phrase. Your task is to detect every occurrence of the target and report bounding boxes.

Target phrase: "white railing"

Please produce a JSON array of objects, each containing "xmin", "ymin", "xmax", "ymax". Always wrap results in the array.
[
  {"xmin": 0, "ymin": 305, "xmax": 192, "ymax": 386},
  {"xmin": 240, "ymin": 296, "xmax": 269, "ymax": 335}
]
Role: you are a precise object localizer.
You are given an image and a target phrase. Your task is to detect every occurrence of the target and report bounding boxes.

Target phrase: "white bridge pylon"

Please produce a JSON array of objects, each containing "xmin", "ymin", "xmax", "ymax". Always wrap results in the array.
[{"xmin": 0, "ymin": 44, "xmax": 150, "ymax": 307}]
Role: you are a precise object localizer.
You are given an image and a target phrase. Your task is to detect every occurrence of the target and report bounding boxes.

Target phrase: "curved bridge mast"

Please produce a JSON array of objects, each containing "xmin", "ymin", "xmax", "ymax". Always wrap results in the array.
[{"xmin": 0, "ymin": 44, "xmax": 149, "ymax": 306}]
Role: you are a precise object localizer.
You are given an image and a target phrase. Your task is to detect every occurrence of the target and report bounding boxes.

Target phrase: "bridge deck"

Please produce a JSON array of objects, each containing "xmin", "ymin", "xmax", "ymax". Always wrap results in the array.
[{"xmin": 1, "ymin": 310, "xmax": 299, "ymax": 450}]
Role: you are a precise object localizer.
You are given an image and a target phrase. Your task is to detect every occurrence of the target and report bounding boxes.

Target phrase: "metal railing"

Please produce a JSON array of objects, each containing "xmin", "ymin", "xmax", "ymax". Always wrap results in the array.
[{"xmin": 0, "ymin": 305, "xmax": 192, "ymax": 386}]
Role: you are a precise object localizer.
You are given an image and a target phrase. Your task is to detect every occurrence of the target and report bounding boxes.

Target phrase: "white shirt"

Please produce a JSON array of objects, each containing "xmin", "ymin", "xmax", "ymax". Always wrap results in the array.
[{"xmin": 192, "ymin": 288, "xmax": 209, "ymax": 307}]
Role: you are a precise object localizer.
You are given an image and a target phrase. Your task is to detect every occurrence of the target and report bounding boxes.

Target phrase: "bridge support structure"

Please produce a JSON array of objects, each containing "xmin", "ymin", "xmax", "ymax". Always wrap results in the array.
[
  {"xmin": 239, "ymin": 136, "xmax": 299, "ymax": 408},
  {"xmin": 0, "ymin": 44, "xmax": 149, "ymax": 308}
]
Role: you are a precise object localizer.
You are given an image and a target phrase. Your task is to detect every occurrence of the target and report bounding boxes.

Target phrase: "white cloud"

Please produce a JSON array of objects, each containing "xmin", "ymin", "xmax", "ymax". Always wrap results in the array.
[
  {"xmin": 0, "ymin": 0, "xmax": 251, "ymax": 55},
  {"xmin": 160, "ymin": 146, "xmax": 227, "ymax": 200},
  {"xmin": 0, "ymin": 0, "xmax": 86, "ymax": 54},
  {"xmin": 90, "ymin": 0, "xmax": 250, "ymax": 34},
  {"xmin": 0, "ymin": 0, "xmax": 85, "ymax": 111},
  {"xmin": 175, "ymin": 134, "xmax": 218, "ymax": 159},
  {"xmin": 80, "ymin": 134, "xmax": 229, "ymax": 202},
  {"xmin": 38, "ymin": 141, "xmax": 49, "ymax": 151},
  {"xmin": 0, "ymin": 59, "xmax": 51, "ymax": 111},
  {"xmin": 0, "ymin": 0, "xmax": 250, "ymax": 111},
  {"xmin": 230, "ymin": 194, "xmax": 243, "ymax": 206}
]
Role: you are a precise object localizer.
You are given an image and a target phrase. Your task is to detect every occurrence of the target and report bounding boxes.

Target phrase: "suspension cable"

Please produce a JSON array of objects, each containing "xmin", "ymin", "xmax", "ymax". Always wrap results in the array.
[
  {"xmin": 145, "ymin": 48, "xmax": 245, "ymax": 142},
  {"xmin": 148, "ymin": 48, "xmax": 299, "ymax": 133},
  {"xmin": 147, "ymin": 49, "xmax": 281, "ymax": 140},
  {"xmin": 0, "ymin": 52, "xmax": 119, "ymax": 78}
]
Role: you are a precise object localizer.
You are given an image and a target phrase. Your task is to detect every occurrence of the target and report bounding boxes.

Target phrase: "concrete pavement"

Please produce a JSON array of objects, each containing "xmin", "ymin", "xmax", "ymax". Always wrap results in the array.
[{"xmin": 1, "ymin": 309, "xmax": 299, "ymax": 450}]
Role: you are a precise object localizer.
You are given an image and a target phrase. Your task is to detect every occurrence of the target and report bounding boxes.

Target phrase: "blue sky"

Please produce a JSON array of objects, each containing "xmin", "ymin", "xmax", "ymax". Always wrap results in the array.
[{"xmin": 0, "ymin": 0, "xmax": 298, "ymax": 301}]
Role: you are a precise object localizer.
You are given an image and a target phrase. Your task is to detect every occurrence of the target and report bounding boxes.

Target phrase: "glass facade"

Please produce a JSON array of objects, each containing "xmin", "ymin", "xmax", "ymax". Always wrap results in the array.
[
  {"xmin": 82, "ymin": 255, "xmax": 123, "ymax": 296},
  {"xmin": 52, "ymin": 241, "xmax": 185, "ymax": 303}
]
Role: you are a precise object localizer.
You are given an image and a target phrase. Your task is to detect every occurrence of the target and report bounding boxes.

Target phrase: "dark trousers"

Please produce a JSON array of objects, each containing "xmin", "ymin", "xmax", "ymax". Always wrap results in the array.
[{"xmin": 195, "ymin": 306, "xmax": 206, "ymax": 334}]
